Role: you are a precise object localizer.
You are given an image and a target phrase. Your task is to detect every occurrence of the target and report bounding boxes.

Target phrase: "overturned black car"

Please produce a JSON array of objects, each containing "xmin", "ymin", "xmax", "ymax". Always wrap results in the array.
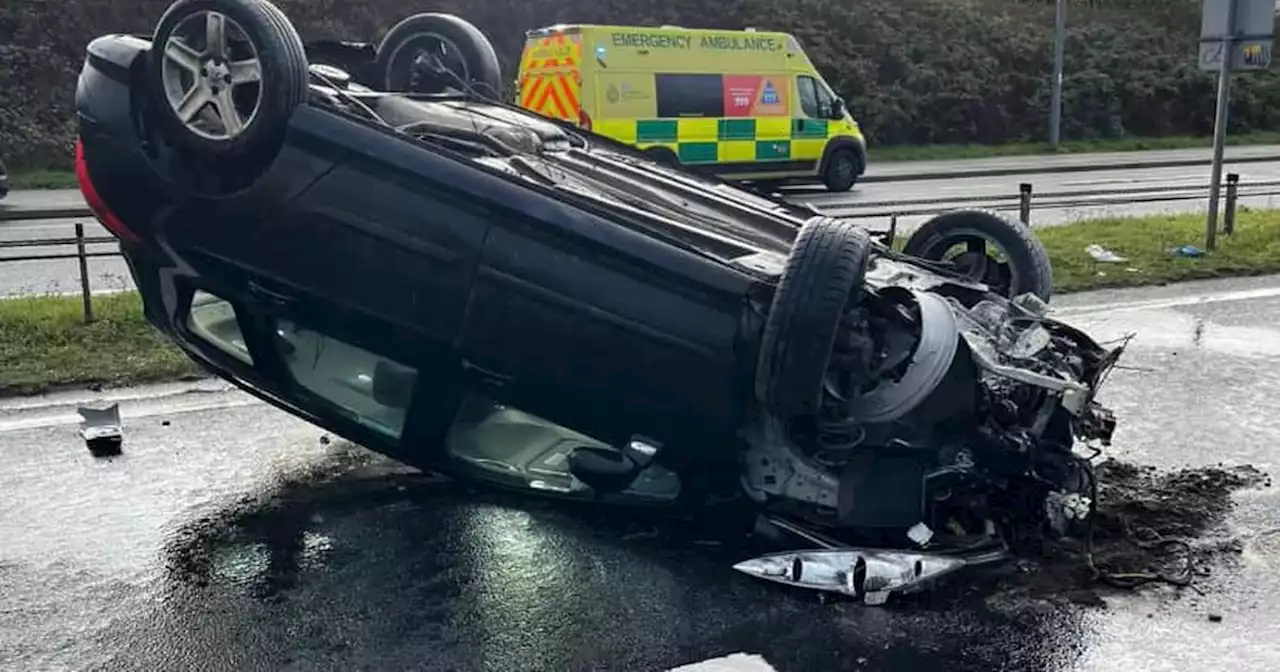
[{"xmin": 75, "ymin": 0, "xmax": 1122, "ymax": 600}]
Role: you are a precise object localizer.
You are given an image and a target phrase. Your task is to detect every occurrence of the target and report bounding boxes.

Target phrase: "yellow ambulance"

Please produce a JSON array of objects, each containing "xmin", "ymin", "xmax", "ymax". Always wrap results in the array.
[{"xmin": 515, "ymin": 24, "xmax": 868, "ymax": 191}]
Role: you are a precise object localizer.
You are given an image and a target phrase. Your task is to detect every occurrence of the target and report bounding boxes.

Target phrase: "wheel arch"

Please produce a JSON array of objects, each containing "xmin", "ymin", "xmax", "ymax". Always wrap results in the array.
[{"xmin": 818, "ymin": 136, "xmax": 866, "ymax": 176}]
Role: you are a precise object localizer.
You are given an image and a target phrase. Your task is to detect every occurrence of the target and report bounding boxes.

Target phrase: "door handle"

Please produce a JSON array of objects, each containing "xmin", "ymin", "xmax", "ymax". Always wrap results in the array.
[{"xmin": 247, "ymin": 279, "xmax": 296, "ymax": 306}]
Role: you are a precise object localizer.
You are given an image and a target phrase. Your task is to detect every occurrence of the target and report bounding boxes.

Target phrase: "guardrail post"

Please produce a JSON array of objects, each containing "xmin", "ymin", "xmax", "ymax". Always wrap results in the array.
[
  {"xmin": 1018, "ymin": 183, "xmax": 1033, "ymax": 225},
  {"xmin": 1224, "ymin": 172, "xmax": 1239, "ymax": 236},
  {"xmin": 75, "ymin": 223, "xmax": 95, "ymax": 324}
]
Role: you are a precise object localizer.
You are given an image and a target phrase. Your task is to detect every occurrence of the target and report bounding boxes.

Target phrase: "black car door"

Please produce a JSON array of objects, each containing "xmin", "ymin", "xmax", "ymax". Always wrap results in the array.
[
  {"xmin": 174, "ymin": 108, "xmax": 493, "ymax": 462},
  {"xmin": 456, "ymin": 190, "xmax": 749, "ymax": 453}
]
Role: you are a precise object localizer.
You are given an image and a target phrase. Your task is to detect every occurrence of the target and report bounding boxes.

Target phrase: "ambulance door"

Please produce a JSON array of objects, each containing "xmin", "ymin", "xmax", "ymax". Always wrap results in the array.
[
  {"xmin": 517, "ymin": 32, "xmax": 584, "ymax": 126},
  {"xmin": 791, "ymin": 74, "xmax": 832, "ymax": 170}
]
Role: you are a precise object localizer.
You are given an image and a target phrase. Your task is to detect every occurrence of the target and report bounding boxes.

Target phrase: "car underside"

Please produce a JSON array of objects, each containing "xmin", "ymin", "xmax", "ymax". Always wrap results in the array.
[{"xmin": 74, "ymin": 0, "xmax": 1126, "ymax": 603}]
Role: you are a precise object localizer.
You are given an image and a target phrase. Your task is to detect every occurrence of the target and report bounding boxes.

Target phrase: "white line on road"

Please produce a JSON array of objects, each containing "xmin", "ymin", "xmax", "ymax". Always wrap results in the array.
[
  {"xmin": 0, "ymin": 380, "xmax": 262, "ymax": 434},
  {"xmin": 1052, "ymin": 284, "xmax": 1280, "ymax": 318},
  {"xmin": 666, "ymin": 653, "xmax": 778, "ymax": 672}
]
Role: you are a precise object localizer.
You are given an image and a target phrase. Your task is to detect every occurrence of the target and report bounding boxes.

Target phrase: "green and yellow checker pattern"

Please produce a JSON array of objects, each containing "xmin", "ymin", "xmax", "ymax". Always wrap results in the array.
[{"xmin": 593, "ymin": 117, "xmax": 840, "ymax": 165}]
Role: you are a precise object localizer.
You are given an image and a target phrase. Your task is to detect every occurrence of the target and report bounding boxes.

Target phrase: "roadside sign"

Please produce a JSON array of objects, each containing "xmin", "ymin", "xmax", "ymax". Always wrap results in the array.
[
  {"xmin": 1199, "ymin": 0, "xmax": 1275, "ymax": 71},
  {"xmin": 1198, "ymin": 0, "xmax": 1277, "ymax": 249},
  {"xmin": 1199, "ymin": 37, "xmax": 1273, "ymax": 70}
]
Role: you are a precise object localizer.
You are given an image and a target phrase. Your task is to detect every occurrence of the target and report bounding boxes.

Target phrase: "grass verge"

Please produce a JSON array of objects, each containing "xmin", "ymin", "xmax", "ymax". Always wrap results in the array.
[
  {"xmin": 3, "ymin": 208, "xmax": 1280, "ymax": 396},
  {"xmin": 0, "ymin": 292, "xmax": 201, "ymax": 397},
  {"xmin": 11, "ymin": 131, "xmax": 1280, "ymax": 190},
  {"xmin": 1033, "ymin": 207, "xmax": 1280, "ymax": 293},
  {"xmin": 8, "ymin": 169, "xmax": 81, "ymax": 190}
]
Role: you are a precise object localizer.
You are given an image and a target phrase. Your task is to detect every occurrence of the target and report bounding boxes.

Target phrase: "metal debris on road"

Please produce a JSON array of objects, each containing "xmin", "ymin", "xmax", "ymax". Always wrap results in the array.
[
  {"xmin": 76, "ymin": 403, "xmax": 123, "ymax": 457},
  {"xmin": 733, "ymin": 548, "xmax": 981, "ymax": 606}
]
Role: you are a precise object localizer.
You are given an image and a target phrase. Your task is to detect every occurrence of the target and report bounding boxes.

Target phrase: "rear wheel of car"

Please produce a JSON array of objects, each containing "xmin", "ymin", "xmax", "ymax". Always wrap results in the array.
[
  {"xmin": 755, "ymin": 216, "xmax": 873, "ymax": 419},
  {"xmin": 821, "ymin": 147, "xmax": 861, "ymax": 192},
  {"xmin": 901, "ymin": 208, "xmax": 1054, "ymax": 301},
  {"xmin": 148, "ymin": 0, "xmax": 309, "ymax": 160},
  {"xmin": 375, "ymin": 14, "xmax": 503, "ymax": 99}
]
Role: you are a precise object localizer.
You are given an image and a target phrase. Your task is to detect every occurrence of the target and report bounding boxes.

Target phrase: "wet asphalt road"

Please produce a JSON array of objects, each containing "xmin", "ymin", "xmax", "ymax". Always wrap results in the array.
[
  {"xmin": 5, "ymin": 144, "xmax": 1280, "ymax": 297},
  {"xmin": 4, "ymin": 278, "xmax": 1280, "ymax": 671}
]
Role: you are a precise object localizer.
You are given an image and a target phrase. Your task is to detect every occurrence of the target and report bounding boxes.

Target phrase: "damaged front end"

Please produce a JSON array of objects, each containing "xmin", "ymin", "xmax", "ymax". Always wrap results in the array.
[{"xmin": 738, "ymin": 258, "xmax": 1124, "ymax": 602}]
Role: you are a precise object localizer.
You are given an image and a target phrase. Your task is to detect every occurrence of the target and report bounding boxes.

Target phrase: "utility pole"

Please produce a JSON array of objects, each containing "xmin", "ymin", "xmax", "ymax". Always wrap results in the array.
[
  {"xmin": 1205, "ymin": 0, "xmax": 1240, "ymax": 251},
  {"xmin": 1049, "ymin": 0, "xmax": 1067, "ymax": 149}
]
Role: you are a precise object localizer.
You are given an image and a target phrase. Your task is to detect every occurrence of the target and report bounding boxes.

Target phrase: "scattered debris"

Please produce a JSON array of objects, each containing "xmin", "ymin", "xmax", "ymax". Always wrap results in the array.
[
  {"xmin": 907, "ymin": 522, "xmax": 933, "ymax": 547},
  {"xmin": 1167, "ymin": 245, "xmax": 1206, "ymax": 258},
  {"xmin": 77, "ymin": 403, "xmax": 123, "ymax": 457},
  {"xmin": 988, "ymin": 459, "xmax": 1267, "ymax": 609},
  {"xmin": 734, "ymin": 459, "xmax": 1268, "ymax": 608},
  {"xmin": 732, "ymin": 547, "xmax": 1004, "ymax": 606},
  {"xmin": 1086, "ymin": 244, "xmax": 1128, "ymax": 263}
]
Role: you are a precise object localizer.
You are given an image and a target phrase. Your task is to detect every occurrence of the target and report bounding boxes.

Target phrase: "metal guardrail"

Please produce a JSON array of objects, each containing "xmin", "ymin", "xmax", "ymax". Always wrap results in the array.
[{"xmin": 0, "ymin": 174, "xmax": 1255, "ymax": 324}]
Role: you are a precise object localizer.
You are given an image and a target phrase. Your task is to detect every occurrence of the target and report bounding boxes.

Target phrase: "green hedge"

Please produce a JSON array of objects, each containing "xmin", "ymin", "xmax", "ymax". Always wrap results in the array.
[{"xmin": 3, "ymin": 0, "xmax": 1276, "ymax": 170}]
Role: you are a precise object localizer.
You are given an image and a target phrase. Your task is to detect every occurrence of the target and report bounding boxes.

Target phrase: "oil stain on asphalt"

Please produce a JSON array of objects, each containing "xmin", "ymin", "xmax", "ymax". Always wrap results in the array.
[{"xmin": 4, "ymin": 275, "xmax": 1280, "ymax": 672}]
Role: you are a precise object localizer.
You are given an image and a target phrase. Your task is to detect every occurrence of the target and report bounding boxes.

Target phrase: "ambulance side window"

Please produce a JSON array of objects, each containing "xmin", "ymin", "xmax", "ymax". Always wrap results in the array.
[
  {"xmin": 656, "ymin": 73, "xmax": 726, "ymax": 118},
  {"xmin": 797, "ymin": 76, "xmax": 821, "ymax": 118}
]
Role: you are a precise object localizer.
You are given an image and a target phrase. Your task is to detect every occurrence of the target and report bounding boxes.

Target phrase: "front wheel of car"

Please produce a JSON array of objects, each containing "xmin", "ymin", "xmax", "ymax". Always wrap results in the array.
[
  {"xmin": 901, "ymin": 208, "xmax": 1054, "ymax": 301},
  {"xmin": 755, "ymin": 216, "xmax": 873, "ymax": 419},
  {"xmin": 147, "ymin": 0, "xmax": 309, "ymax": 161},
  {"xmin": 820, "ymin": 148, "xmax": 861, "ymax": 192}
]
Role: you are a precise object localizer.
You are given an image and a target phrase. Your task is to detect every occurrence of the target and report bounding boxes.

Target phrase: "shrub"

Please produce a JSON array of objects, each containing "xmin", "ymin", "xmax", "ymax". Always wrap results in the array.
[{"xmin": 0, "ymin": 0, "xmax": 1270, "ymax": 170}]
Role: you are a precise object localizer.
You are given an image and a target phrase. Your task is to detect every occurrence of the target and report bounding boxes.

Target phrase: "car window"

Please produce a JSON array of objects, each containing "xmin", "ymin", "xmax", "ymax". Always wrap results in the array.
[
  {"xmin": 655, "ymin": 73, "xmax": 725, "ymax": 117},
  {"xmin": 273, "ymin": 319, "xmax": 418, "ymax": 439},
  {"xmin": 187, "ymin": 290, "xmax": 253, "ymax": 365},
  {"xmin": 797, "ymin": 76, "xmax": 820, "ymax": 118}
]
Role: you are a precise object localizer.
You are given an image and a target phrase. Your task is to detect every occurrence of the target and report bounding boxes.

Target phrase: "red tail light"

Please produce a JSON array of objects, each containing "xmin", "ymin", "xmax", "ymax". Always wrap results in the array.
[
  {"xmin": 75, "ymin": 137, "xmax": 138, "ymax": 243},
  {"xmin": 578, "ymin": 109, "xmax": 592, "ymax": 131}
]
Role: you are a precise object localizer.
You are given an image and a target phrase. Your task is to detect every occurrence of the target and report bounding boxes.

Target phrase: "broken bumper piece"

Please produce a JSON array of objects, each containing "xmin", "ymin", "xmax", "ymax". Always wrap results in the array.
[
  {"xmin": 733, "ymin": 547, "xmax": 1001, "ymax": 606},
  {"xmin": 77, "ymin": 403, "xmax": 123, "ymax": 457}
]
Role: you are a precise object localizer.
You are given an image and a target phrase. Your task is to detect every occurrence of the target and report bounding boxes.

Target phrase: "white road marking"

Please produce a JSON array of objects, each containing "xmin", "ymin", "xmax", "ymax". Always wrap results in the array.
[
  {"xmin": 667, "ymin": 653, "xmax": 779, "ymax": 671},
  {"xmin": 0, "ymin": 380, "xmax": 263, "ymax": 434},
  {"xmin": 1052, "ymin": 284, "xmax": 1280, "ymax": 318}
]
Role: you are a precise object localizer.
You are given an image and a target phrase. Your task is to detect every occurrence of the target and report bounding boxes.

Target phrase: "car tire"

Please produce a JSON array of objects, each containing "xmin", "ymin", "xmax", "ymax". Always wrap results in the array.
[
  {"xmin": 755, "ymin": 216, "xmax": 873, "ymax": 418},
  {"xmin": 821, "ymin": 147, "xmax": 860, "ymax": 192},
  {"xmin": 148, "ymin": 0, "xmax": 309, "ymax": 161},
  {"xmin": 375, "ymin": 14, "xmax": 503, "ymax": 99},
  {"xmin": 642, "ymin": 146, "xmax": 680, "ymax": 167},
  {"xmin": 901, "ymin": 208, "xmax": 1054, "ymax": 301}
]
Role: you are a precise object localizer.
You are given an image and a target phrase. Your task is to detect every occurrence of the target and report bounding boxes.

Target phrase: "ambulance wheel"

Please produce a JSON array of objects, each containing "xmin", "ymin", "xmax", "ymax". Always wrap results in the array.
[
  {"xmin": 376, "ymin": 13, "xmax": 502, "ymax": 98},
  {"xmin": 820, "ymin": 148, "xmax": 861, "ymax": 192},
  {"xmin": 642, "ymin": 146, "xmax": 680, "ymax": 167}
]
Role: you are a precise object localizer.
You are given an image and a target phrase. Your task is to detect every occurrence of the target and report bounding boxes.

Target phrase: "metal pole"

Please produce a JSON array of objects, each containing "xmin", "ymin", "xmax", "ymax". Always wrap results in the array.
[
  {"xmin": 1049, "ymin": 0, "xmax": 1067, "ymax": 149},
  {"xmin": 75, "ymin": 222, "xmax": 94, "ymax": 324},
  {"xmin": 1224, "ymin": 172, "xmax": 1240, "ymax": 235},
  {"xmin": 1205, "ymin": 0, "xmax": 1239, "ymax": 251},
  {"xmin": 1019, "ymin": 183, "xmax": 1033, "ymax": 225}
]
